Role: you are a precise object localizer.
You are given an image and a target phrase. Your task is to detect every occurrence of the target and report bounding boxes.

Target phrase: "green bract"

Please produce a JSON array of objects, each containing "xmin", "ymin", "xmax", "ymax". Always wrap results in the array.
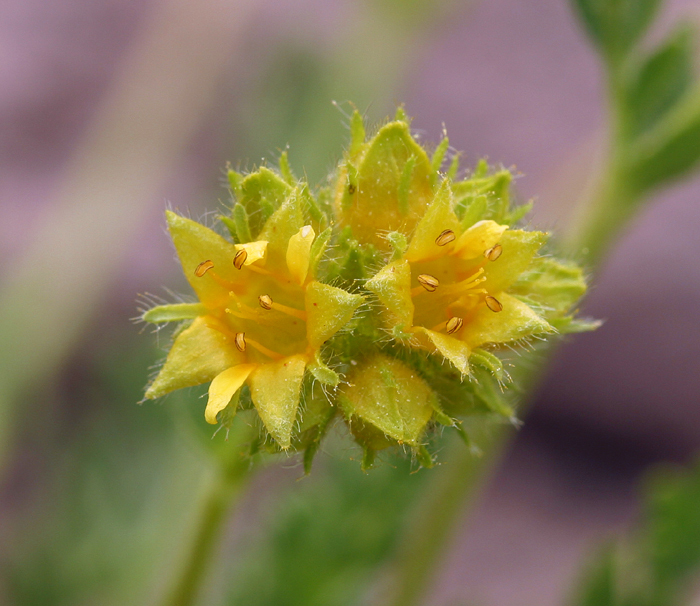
[{"xmin": 142, "ymin": 108, "xmax": 594, "ymax": 471}]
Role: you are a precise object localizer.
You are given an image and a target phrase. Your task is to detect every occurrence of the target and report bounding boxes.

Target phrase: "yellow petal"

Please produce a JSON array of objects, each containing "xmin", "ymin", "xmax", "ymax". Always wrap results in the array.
[
  {"xmin": 259, "ymin": 194, "xmax": 304, "ymax": 273},
  {"xmin": 462, "ymin": 292, "xmax": 554, "ymax": 349},
  {"xmin": 166, "ymin": 211, "xmax": 239, "ymax": 307},
  {"xmin": 145, "ymin": 316, "xmax": 244, "ymax": 399},
  {"xmin": 413, "ymin": 327, "xmax": 471, "ymax": 376},
  {"xmin": 234, "ymin": 240, "xmax": 268, "ymax": 266},
  {"xmin": 286, "ymin": 225, "xmax": 315, "ymax": 285},
  {"xmin": 205, "ymin": 364, "xmax": 256, "ymax": 424},
  {"xmin": 305, "ymin": 281, "xmax": 364, "ymax": 350},
  {"xmin": 405, "ymin": 181, "xmax": 461, "ymax": 263},
  {"xmin": 365, "ymin": 260, "xmax": 414, "ymax": 331},
  {"xmin": 248, "ymin": 354, "xmax": 307, "ymax": 449},
  {"xmin": 453, "ymin": 220, "xmax": 508, "ymax": 259},
  {"xmin": 482, "ymin": 229, "xmax": 549, "ymax": 293}
]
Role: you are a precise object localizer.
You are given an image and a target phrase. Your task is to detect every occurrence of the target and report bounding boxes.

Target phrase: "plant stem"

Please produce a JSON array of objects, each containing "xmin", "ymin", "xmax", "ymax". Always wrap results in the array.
[
  {"xmin": 162, "ymin": 454, "xmax": 253, "ymax": 606},
  {"xmin": 380, "ymin": 425, "xmax": 510, "ymax": 606}
]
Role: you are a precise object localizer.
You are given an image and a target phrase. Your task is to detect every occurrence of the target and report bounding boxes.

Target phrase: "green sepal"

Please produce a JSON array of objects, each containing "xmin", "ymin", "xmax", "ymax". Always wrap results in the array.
[
  {"xmin": 504, "ymin": 199, "xmax": 534, "ymax": 226},
  {"xmin": 414, "ymin": 445, "xmax": 434, "ymax": 469},
  {"xmin": 217, "ymin": 388, "xmax": 241, "ymax": 430},
  {"xmin": 550, "ymin": 316, "xmax": 603, "ymax": 334},
  {"xmin": 398, "ymin": 155, "xmax": 417, "ymax": 216},
  {"xmin": 278, "ymin": 150, "xmax": 295, "ymax": 185},
  {"xmin": 308, "ymin": 352, "xmax": 340, "ymax": 387},
  {"xmin": 142, "ymin": 303, "xmax": 206, "ymax": 323},
  {"xmin": 472, "ymin": 368, "xmax": 514, "ymax": 418},
  {"xmin": 301, "ymin": 185, "xmax": 325, "ymax": 226},
  {"xmin": 349, "ymin": 110, "xmax": 366, "ymax": 159},
  {"xmin": 219, "ymin": 215, "xmax": 238, "ymax": 242},
  {"xmin": 510, "ymin": 256, "xmax": 588, "ymax": 316},
  {"xmin": 339, "ymin": 355, "xmax": 436, "ymax": 446},
  {"xmin": 386, "ymin": 231, "xmax": 408, "ymax": 261},
  {"xmin": 446, "ymin": 153, "xmax": 460, "ymax": 180},
  {"xmin": 231, "ymin": 203, "xmax": 252, "ymax": 243},
  {"xmin": 308, "ymin": 226, "xmax": 332, "ymax": 279},
  {"xmin": 470, "ymin": 349, "xmax": 506, "ymax": 382},
  {"xmin": 457, "ymin": 194, "xmax": 488, "ymax": 228},
  {"xmin": 431, "ymin": 136, "xmax": 450, "ymax": 175},
  {"xmin": 395, "ymin": 104, "xmax": 409, "ymax": 123},
  {"xmin": 238, "ymin": 167, "xmax": 293, "ymax": 238},
  {"xmin": 227, "ymin": 169, "xmax": 243, "ymax": 196}
]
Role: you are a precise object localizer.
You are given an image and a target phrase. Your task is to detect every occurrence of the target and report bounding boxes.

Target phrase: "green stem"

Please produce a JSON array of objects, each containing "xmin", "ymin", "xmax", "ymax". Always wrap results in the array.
[
  {"xmin": 381, "ymin": 425, "xmax": 510, "ymax": 606},
  {"xmin": 162, "ymin": 454, "xmax": 253, "ymax": 606}
]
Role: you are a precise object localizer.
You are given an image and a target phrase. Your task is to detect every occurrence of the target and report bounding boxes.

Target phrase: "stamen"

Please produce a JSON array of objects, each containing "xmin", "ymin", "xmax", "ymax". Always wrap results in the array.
[
  {"xmin": 417, "ymin": 274, "xmax": 439, "ymax": 292},
  {"xmin": 258, "ymin": 294, "xmax": 273, "ymax": 310},
  {"xmin": 485, "ymin": 295, "xmax": 503, "ymax": 312},
  {"xmin": 445, "ymin": 316, "xmax": 464, "ymax": 334},
  {"xmin": 484, "ymin": 244, "xmax": 502, "ymax": 261},
  {"xmin": 194, "ymin": 260, "xmax": 214, "ymax": 277},
  {"xmin": 269, "ymin": 300, "xmax": 307, "ymax": 321},
  {"xmin": 234, "ymin": 332, "xmax": 247, "ymax": 352},
  {"xmin": 245, "ymin": 337, "xmax": 285, "ymax": 360},
  {"xmin": 233, "ymin": 249, "xmax": 248, "ymax": 269},
  {"xmin": 435, "ymin": 229, "xmax": 456, "ymax": 246}
]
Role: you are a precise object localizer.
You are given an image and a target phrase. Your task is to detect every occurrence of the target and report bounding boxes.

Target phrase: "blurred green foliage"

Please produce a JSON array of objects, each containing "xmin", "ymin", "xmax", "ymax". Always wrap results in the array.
[{"xmin": 573, "ymin": 460, "xmax": 700, "ymax": 606}]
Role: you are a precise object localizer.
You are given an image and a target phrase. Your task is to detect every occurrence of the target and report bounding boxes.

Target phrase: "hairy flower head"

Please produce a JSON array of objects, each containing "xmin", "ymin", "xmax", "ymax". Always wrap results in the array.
[
  {"xmin": 141, "ymin": 109, "xmax": 595, "ymax": 470},
  {"xmin": 144, "ymin": 194, "xmax": 362, "ymax": 448}
]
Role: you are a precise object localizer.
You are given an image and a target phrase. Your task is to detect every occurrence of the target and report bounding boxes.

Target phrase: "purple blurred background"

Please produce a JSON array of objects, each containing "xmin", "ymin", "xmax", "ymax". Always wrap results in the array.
[{"xmin": 2, "ymin": 0, "xmax": 699, "ymax": 604}]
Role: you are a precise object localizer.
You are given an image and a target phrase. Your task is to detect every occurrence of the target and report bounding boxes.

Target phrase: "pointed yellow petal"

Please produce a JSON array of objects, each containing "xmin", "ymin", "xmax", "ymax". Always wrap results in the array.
[
  {"xmin": 165, "ymin": 211, "xmax": 239, "ymax": 307},
  {"xmin": 234, "ymin": 240, "xmax": 268, "ymax": 266},
  {"xmin": 339, "ymin": 355, "xmax": 436, "ymax": 446},
  {"xmin": 405, "ymin": 181, "xmax": 461, "ymax": 263},
  {"xmin": 453, "ymin": 220, "xmax": 508, "ymax": 259},
  {"xmin": 205, "ymin": 364, "xmax": 256, "ymax": 424},
  {"xmin": 259, "ymin": 194, "xmax": 304, "ymax": 273},
  {"xmin": 413, "ymin": 327, "xmax": 471, "ymax": 376},
  {"xmin": 248, "ymin": 354, "xmax": 307, "ymax": 449},
  {"xmin": 462, "ymin": 292, "xmax": 554, "ymax": 349},
  {"xmin": 286, "ymin": 225, "xmax": 315, "ymax": 285},
  {"xmin": 482, "ymin": 229, "xmax": 549, "ymax": 292},
  {"xmin": 305, "ymin": 281, "xmax": 364, "ymax": 350},
  {"xmin": 145, "ymin": 316, "xmax": 244, "ymax": 399},
  {"xmin": 365, "ymin": 260, "xmax": 414, "ymax": 331}
]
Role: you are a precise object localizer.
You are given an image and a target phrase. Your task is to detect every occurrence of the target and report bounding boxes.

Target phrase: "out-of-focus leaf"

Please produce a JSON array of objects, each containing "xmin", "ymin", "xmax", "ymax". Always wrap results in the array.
[
  {"xmin": 625, "ymin": 85, "xmax": 700, "ymax": 195},
  {"xmin": 624, "ymin": 25, "xmax": 694, "ymax": 140},
  {"xmin": 645, "ymin": 461, "xmax": 700, "ymax": 601},
  {"xmin": 224, "ymin": 449, "xmax": 425, "ymax": 606},
  {"xmin": 570, "ymin": 0, "xmax": 662, "ymax": 62},
  {"xmin": 571, "ymin": 459, "xmax": 700, "ymax": 606},
  {"xmin": 574, "ymin": 545, "xmax": 618, "ymax": 606}
]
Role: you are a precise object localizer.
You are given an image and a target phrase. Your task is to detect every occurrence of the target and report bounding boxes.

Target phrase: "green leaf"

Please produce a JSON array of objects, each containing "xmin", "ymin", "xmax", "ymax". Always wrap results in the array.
[
  {"xmin": 572, "ymin": 545, "xmax": 619, "ymax": 606},
  {"xmin": 625, "ymin": 82, "xmax": 700, "ymax": 195},
  {"xmin": 624, "ymin": 25, "xmax": 694, "ymax": 139},
  {"xmin": 571, "ymin": 0, "xmax": 662, "ymax": 62}
]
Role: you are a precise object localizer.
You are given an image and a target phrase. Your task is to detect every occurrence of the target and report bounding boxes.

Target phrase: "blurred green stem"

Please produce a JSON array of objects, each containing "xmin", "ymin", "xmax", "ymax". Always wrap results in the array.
[{"xmin": 162, "ymin": 452, "xmax": 253, "ymax": 606}]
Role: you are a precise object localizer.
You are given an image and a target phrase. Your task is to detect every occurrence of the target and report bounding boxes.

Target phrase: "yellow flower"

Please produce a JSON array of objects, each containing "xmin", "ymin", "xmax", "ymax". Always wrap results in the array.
[
  {"xmin": 366, "ymin": 181, "xmax": 554, "ymax": 376},
  {"xmin": 144, "ymin": 197, "xmax": 363, "ymax": 448}
]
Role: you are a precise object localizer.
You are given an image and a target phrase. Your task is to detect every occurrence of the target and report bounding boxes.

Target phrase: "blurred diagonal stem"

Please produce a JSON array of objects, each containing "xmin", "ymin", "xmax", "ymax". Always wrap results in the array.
[{"xmin": 162, "ymin": 447, "xmax": 254, "ymax": 606}]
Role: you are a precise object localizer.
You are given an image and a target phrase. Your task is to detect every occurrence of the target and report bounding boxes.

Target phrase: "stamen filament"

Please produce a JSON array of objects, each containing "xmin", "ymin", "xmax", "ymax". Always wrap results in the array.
[
  {"xmin": 270, "ymin": 301, "xmax": 307, "ymax": 321},
  {"xmin": 245, "ymin": 337, "xmax": 285, "ymax": 360}
]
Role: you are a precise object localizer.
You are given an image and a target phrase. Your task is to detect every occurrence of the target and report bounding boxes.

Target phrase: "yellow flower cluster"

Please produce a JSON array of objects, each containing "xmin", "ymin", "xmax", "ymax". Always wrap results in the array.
[{"xmin": 142, "ymin": 108, "xmax": 592, "ymax": 470}]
